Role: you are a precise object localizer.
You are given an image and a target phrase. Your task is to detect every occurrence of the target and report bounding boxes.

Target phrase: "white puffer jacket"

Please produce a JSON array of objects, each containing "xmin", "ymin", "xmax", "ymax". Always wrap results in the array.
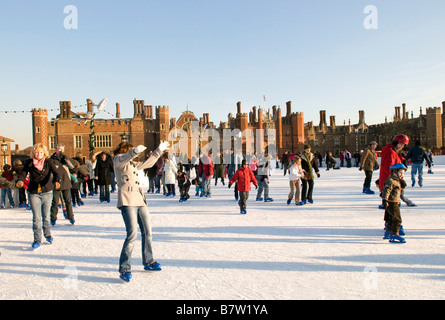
[
  {"xmin": 164, "ymin": 161, "xmax": 177, "ymax": 184},
  {"xmin": 289, "ymin": 164, "xmax": 304, "ymax": 181}
]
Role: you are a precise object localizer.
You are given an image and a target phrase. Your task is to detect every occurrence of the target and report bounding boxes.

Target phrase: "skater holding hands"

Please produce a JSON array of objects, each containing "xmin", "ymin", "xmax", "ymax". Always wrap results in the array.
[
  {"xmin": 287, "ymin": 156, "xmax": 305, "ymax": 205},
  {"xmin": 113, "ymin": 140, "xmax": 169, "ymax": 282},
  {"xmin": 300, "ymin": 145, "xmax": 320, "ymax": 204}
]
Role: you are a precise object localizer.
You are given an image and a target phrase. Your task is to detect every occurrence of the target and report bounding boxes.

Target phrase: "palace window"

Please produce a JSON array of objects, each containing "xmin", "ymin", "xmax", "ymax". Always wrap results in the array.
[
  {"xmin": 74, "ymin": 136, "xmax": 82, "ymax": 149},
  {"xmin": 94, "ymin": 135, "xmax": 112, "ymax": 148},
  {"xmin": 334, "ymin": 137, "xmax": 339, "ymax": 146},
  {"xmin": 49, "ymin": 136, "xmax": 57, "ymax": 149},
  {"xmin": 359, "ymin": 136, "xmax": 366, "ymax": 146}
]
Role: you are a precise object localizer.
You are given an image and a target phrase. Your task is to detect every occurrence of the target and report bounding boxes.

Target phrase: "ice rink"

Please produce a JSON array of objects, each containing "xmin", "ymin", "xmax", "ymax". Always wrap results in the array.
[{"xmin": 1, "ymin": 157, "xmax": 444, "ymax": 300}]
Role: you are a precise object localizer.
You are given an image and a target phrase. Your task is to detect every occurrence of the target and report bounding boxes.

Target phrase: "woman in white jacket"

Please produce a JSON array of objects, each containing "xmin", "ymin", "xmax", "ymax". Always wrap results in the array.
[
  {"xmin": 163, "ymin": 156, "xmax": 178, "ymax": 196},
  {"xmin": 113, "ymin": 140, "xmax": 169, "ymax": 282},
  {"xmin": 287, "ymin": 156, "xmax": 305, "ymax": 206}
]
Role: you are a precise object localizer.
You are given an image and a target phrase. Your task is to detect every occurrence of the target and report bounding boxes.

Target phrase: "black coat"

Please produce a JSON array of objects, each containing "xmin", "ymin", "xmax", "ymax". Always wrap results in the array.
[
  {"xmin": 50, "ymin": 153, "xmax": 75, "ymax": 190},
  {"xmin": 95, "ymin": 156, "xmax": 114, "ymax": 185},
  {"xmin": 18, "ymin": 158, "xmax": 60, "ymax": 194},
  {"xmin": 301, "ymin": 152, "xmax": 320, "ymax": 180}
]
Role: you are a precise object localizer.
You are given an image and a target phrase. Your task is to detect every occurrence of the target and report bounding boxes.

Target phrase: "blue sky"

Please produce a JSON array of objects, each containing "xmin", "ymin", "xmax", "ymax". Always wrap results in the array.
[{"xmin": 1, "ymin": 0, "xmax": 445, "ymax": 148}]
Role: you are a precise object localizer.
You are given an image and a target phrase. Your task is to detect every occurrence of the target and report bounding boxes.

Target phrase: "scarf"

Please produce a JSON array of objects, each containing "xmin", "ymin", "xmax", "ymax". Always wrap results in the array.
[
  {"xmin": 304, "ymin": 152, "xmax": 313, "ymax": 180},
  {"xmin": 33, "ymin": 158, "xmax": 45, "ymax": 171}
]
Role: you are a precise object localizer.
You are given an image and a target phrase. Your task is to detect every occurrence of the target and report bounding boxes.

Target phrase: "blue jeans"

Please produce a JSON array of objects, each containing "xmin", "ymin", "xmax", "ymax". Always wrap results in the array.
[
  {"xmin": 1, "ymin": 188, "xmax": 15, "ymax": 208},
  {"xmin": 202, "ymin": 174, "xmax": 211, "ymax": 195},
  {"xmin": 257, "ymin": 178, "xmax": 269, "ymax": 199},
  {"xmin": 29, "ymin": 191, "xmax": 53, "ymax": 242},
  {"xmin": 99, "ymin": 185, "xmax": 110, "ymax": 202},
  {"xmin": 119, "ymin": 206, "xmax": 154, "ymax": 273},
  {"xmin": 411, "ymin": 162, "xmax": 424, "ymax": 186}
]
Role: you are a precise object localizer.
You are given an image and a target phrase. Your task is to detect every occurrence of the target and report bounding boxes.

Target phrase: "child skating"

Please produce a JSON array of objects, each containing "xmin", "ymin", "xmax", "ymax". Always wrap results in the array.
[
  {"xmin": 228, "ymin": 160, "xmax": 258, "ymax": 214},
  {"xmin": 177, "ymin": 170, "xmax": 191, "ymax": 202},
  {"xmin": 287, "ymin": 156, "xmax": 305, "ymax": 205},
  {"xmin": 382, "ymin": 163, "xmax": 408, "ymax": 243}
]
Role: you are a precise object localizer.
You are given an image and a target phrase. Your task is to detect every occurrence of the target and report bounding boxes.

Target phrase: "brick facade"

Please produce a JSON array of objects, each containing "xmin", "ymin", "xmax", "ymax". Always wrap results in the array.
[{"xmin": 31, "ymin": 98, "xmax": 445, "ymax": 160}]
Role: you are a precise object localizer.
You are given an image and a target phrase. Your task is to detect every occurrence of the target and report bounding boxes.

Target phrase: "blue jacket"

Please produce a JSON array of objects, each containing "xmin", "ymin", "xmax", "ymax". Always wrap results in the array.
[{"xmin": 405, "ymin": 146, "xmax": 432, "ymax": 166}]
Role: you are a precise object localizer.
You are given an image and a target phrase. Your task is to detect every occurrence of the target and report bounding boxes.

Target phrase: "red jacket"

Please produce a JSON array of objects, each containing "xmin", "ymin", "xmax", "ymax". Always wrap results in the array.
[
  {"xmin": 0, "ymin": 170, "xmax": 14, "ymax": 189},
  {"xmin": 229, "ymin": 167, "xmax": 258, "ymax": 191},
  {"xmin": 199, "ymin": 155, "xmax": 214, "ymax": 179},
  {"xmin": 378, "ymin": 144, "xmax": 405, "ymax": 190}
]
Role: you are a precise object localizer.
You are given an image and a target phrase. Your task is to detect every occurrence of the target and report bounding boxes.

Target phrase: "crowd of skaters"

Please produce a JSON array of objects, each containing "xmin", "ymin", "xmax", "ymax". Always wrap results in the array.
[{"xmin": 0, "ymin": 133, "xmax": 437, "ymax": 280}]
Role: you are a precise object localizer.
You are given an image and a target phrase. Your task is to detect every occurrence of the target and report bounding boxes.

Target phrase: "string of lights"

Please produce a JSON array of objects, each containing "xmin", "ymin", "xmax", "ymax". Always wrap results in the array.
[
  {"xmin": 0, "ymin": 103, "xmax": 168, "ymax": 135},
  {"xmin": 0, "ymin": 103, "xmax": 89, "ymax": 114}
]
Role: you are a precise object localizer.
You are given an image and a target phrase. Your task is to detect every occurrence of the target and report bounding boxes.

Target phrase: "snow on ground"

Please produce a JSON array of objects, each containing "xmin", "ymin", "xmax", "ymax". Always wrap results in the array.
[{"xmin": 0, "ymin": 157, "xmax": 444, "ymax": 300}]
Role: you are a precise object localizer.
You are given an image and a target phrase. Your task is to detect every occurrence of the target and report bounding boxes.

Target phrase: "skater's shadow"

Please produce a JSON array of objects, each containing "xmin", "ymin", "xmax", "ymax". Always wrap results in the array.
[
  {"xmin": 158, "ymin": 254, "xmax": 445, "ymax": 275},
  {"xmin": 0, "ymin": 260, "xmax": 118, "ymax": 284},
  {"xmin": 153, "ymin": 225, "xmax": 382, "ymax": 244}
]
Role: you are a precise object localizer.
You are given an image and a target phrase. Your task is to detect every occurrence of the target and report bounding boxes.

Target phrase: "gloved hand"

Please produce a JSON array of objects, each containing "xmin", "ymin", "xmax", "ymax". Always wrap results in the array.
[
  {"xmin": 158, "ymin": 141, "xmax": 170, "ymax": 152},
  {"xmin": 382, "ymin": 200, "xmax": 388, "ymax": 209},
  {"xmin": 134, "ymin": 145, "xmax": 147, "ymax": 154},
  {"xmin": 316, "ymin": 173, "xmax": 320, "ymax": 178},
  {"xmin": 228, "ymin": 183, "xmax": 232, "ymax": 189},
  {"xmin": 374, "ymin": 165, "xmax": 379, "ymax": 171},
  {"xmin": 359, "ymin": 167, "xmax": 363, "ymax": 171},
  {"xmin": 255, "ymin": 184, "xmax": 258, "ymax": 189}
]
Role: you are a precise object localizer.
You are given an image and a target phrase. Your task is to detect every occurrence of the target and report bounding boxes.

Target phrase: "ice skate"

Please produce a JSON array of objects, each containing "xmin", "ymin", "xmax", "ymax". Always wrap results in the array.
[
  {"xmin": 32, "ymin": 241, "xmax": 41, "ymax": 250},
  {"xmin": 144, "ymin": 261, "xmax": 161, "ymax": 271},
  {"xmin": 389, "ymin": 235, "xmax": 406, "ymax": 243},
  {"xmin": 119, "ymin": 272, "xmax": 132, "ymax": 282}
]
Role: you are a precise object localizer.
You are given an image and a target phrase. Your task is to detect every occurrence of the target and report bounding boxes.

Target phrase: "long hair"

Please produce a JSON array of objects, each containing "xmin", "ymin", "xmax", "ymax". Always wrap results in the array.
[
  {"xmin": 30, "ymin": 143, "xmax": 49, "ymax": 159},
  {"xmin": 113, "ymin": 142, "xmax": 133, "ymax": 156}
]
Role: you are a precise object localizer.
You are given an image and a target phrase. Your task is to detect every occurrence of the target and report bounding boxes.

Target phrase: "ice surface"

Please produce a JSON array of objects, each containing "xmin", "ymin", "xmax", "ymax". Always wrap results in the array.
[{"xmin": 0, "ymin": 157, "xmax": 444, "ymax": 300}]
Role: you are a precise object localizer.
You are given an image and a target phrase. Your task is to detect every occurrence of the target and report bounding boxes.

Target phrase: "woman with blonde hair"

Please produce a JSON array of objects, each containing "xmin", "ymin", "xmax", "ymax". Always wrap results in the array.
[
  {"xmin": 113, "ymin": 140, "xmax": 169, "ymax": 282},
  {"xmin": 16, "ymin": 143, "xmax": 60, "ymax": 249}
]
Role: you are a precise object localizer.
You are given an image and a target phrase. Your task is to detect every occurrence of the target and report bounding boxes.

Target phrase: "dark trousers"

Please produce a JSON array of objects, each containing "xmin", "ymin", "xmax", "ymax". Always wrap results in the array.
[
  {"xmin": 71, "ymin": 188, "xmax": 82, "ymax": 205},
  {"xmin": 363, "ymin": 170, "xmax": 373, "ymax": 188},
  {"xmin": 180, "ymin": 185, "xmax": 190, "ymax": 199},
  {"xmin": 301, "ymin": 179, "xmax": 314, "ymax": 201},
  {"xmin": 229, "ymin": 174, "xmax": 239, "ymax": 199},
  {"xmin": 81, "ymin": 181, "xmax": 88, "ymax": 195},
  {"xmin": 51, "ymin": 189, "xmax": 74, "ymax": 221},
  {"xmin": 385, "ymin": 202, "xmax": 402, "ymax": 235},
  {"xmin": 167, "ymin": 184, "xmax": 175, "ymax": 195},
  {"xmin": 18, "ymin": 187, "xmax": 27, "ymax": 205},
  {"xmin": 238, "ymin": 191, "xmax": 249, "ymax": 211}
]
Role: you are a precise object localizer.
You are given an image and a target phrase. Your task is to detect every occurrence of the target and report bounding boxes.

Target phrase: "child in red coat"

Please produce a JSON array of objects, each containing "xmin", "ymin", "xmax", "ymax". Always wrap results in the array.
[{"xmin": 228, "ymin": 160, "xmax": 258, "ymax": 214}]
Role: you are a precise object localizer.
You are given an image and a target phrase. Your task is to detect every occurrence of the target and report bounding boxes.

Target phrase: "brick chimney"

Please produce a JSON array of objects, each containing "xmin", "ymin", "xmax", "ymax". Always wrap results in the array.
[{"xmin": 116, "ymin": 103, "xmax": 121, "ymax": 118}]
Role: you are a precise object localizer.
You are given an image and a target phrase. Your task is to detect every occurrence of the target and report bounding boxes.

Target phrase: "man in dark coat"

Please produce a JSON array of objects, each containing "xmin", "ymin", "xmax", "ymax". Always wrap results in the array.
[
  {"xmin": 95, "ymin": 152, "xmax": 114, "ymax": 203},
  {"xmin": 50, "ymin": 143, "xmax": 76, "ymax": 225},
  {"xmin": 404, "ymin": 140, "xmax": 432, "ymax": 187},
  {"xmin": 300, "ymin": 145, "xmax": 320, "ymax": 204}
]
